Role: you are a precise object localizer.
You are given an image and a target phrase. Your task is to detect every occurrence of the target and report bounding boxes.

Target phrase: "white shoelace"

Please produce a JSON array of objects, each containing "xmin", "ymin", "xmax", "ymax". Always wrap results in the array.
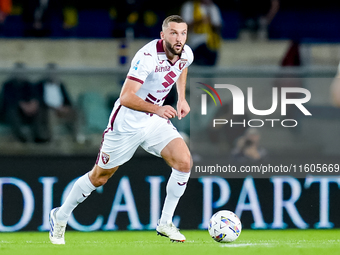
[
  {"xmin": 166, "ymin": 222, "xmax": 180, "ymax": 234},
  {"xmin": 54, "ymin": 223, "xmax": 66, "ymax": 238}
]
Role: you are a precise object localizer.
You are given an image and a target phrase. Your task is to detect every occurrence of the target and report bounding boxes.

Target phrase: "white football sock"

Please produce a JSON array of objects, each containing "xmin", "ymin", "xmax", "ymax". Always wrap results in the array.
[
  {"xmin": 160, "ymin": 168, "xmax": 190, "ymax": 225},
  {"xmin": 56, "ymin": 172, "xmax": 96, "ymax": 224}
]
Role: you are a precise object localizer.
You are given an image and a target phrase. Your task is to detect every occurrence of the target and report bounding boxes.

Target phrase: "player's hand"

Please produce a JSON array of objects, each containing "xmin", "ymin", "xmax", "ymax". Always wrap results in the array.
[
  {"xmin": 177, "ymin": 99, "xmax": 190, "ymax": 120},
  {"xmin": 156, "ymin": 105, "xmax": 177, "ymax": 119}
]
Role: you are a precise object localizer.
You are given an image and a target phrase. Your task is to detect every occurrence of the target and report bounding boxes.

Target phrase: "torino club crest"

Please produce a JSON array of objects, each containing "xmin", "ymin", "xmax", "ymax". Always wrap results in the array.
[
  {"xmin": 179, "ymin": 59, "xmax": 187, "ymax": 70},
  {"xmin": 101, "ymin": 152, "xmax": 110, "ymax": 165}
]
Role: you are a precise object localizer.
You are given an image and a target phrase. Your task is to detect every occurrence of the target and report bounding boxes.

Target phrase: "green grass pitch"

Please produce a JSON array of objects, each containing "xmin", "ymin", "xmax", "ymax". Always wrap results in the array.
[{"xmin": 1, "ymin": 229, "xmax": 340, "ymax": 255}]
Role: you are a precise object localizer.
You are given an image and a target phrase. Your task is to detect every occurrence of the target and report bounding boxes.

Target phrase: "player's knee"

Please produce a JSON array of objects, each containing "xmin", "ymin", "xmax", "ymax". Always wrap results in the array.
[
  {"xmin": 174, "ymin": 154, "xmax": 192, "ymax": 173},
  {"xmin": 94, "ymin": 175, "xmax": 110, "ymax": 186},
  {"xmin": 89, "ymin": 173, "xmax": 109, "ymax": 187},
  {"xmin": 89, "ymin": 165, "xmax": 118, "ymax": 187}
]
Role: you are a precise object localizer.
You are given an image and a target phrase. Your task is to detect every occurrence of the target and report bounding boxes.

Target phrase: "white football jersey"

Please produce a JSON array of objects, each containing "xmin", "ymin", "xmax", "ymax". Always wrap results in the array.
[{"xmin": 108, "ymin": 39, "xmax": 194, "ymax": 132}]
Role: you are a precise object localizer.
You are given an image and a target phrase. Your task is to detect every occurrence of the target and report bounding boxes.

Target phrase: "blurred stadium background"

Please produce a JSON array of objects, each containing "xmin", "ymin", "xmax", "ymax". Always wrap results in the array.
[{"xmin": 1, "ymin": 0, "xmax": 340, "ymax": 233}]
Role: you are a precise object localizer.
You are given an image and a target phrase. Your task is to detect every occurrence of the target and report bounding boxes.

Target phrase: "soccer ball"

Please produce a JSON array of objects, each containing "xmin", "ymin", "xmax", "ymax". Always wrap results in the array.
[{"xmin": 208, "ymin": 210, "xmax": 242, "ymax": 243}]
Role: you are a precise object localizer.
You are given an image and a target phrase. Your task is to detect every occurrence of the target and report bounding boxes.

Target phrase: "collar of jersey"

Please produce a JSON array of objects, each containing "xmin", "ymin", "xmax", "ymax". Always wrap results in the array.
[{"xmin": 156, "ymin": 39, "xmax": 182, "ymax": 66}]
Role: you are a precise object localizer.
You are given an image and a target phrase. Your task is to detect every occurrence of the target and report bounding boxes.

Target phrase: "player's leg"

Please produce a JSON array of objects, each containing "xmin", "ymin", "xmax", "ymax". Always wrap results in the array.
[
  {"xmin": 49, "ymin": 127, "xmax": 142, "ymax": 244},
  {"xmin": 49, "ymin": 164, "xmax": 119, "ymax": 245},
  {"xmin": 157, "ymin": 138, "xmax": 192, "ymax": 242},
  {"xmin": 56, "ymin": 164, "xmax": 119, "ymax": 222},
  {"xmin": 159, "ymin": 137, "xmax": 191, "ymax": 222},
  {"xmin": 141, "ymin": 118, "xmax": 192, "ymax": 242}
]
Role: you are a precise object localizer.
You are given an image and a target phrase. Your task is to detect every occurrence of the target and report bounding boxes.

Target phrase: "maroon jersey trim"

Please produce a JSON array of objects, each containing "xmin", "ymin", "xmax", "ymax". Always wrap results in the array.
[
  {"xmin": 127, "ymin": 75, "xmax": 144, "ymax": 84},
  {"xmin": 95, "ymin": 105, "xmax": 122, "ymax": 165}
]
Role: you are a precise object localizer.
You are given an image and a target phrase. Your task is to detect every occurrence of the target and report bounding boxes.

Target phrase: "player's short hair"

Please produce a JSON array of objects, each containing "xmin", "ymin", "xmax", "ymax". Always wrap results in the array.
[{"xmin": 162, "ymin": 15, "xmax": 186, "ymax": 31}]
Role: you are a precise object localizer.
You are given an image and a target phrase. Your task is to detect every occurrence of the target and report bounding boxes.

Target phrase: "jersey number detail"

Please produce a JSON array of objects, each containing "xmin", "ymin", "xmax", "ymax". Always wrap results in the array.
[{"xmin": 162, "ymin": 71, "xmax": 176, "ymax": 88}]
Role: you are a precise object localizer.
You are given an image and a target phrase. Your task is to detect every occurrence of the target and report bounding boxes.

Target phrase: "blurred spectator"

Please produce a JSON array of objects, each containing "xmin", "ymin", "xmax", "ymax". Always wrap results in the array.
[
  {"xmin": 0, "ymin": 0, "xmax": 11, "ymax": 22},
  {"xmin": 238, "ymin": 0, "xmax": 279, "ymax": 40},
  {"xmin": 231, "ymin": 127, "xmax": 267, "ymax": 162},
  {"xmin": 110, "ymin": 0, "xmax": 143, "ymax": 39},
  {"xmin": 0, "ymin": 62, "xmax": 50, "ymax": 143},
  {"xmin": 110, "ymin": 1, "xmax": 144, "ymax": 65},
  {"xmin": 208, "ymin": 103, "xmax": 249, "ymax": 152},
  {"xmin": 0, "ymin": 0, "xmax": 12, "ymax": 34},
  {"xmin": 181, "ymin": 0, "xmax": 222, "ymax": 66},
  {"xmin": 281, "ymin": 41, "xmax": 301, "ymax": 66},
  {"xmin": 62, "ymin": 4, "xmax": 78, "ymax": 32},
  {"xmin": 36, "ymin": 63, "xmax": 83, "ymax": 143},
  {"xmin": 22, "ymin": 0, "xmax": 61, "ymax": 37}
]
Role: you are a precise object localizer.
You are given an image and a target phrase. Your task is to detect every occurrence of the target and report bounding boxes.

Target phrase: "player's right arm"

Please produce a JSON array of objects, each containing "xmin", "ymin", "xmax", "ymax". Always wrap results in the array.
[{"xmin": 120, "ymin": 78, "xmax": 177, "ymax": 119}]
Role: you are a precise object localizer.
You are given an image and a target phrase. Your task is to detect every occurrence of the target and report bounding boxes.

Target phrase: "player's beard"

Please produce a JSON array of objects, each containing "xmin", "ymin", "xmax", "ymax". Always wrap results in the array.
[{"xmin": 164, "ymin": 40, "xmax": 183, "ymax": 56}]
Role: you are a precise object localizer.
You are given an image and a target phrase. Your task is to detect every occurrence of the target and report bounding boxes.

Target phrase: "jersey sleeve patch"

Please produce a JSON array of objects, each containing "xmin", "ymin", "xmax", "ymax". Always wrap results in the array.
[{"xmin": 127, "ymin": 50, "xmax": 154, "ymax": 84}]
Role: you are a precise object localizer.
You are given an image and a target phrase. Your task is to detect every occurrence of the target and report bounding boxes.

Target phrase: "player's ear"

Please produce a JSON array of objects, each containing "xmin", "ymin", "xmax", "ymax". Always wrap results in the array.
[{"xmin": 160, "ymin": 31, "xmax": 165, "ymax": 39}]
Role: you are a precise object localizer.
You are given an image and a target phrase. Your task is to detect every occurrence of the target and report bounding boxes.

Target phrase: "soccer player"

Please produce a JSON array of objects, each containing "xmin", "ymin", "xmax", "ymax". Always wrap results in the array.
[{"xmin": 49, "ymin": 15, "xmax": 194, "ymax": 244}]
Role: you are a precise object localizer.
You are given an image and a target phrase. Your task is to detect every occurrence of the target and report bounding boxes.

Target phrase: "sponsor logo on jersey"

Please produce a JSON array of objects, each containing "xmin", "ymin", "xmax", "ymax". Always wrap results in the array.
[
  {"xmin": 144, "ymin": 52, "xmax": 152, "ymax": 56},
  {"xmin": 177, "ymin": 182, "xmax": 187, "ymax": 186},
  {"xmin": 133, "ymin": 60, "xmax": 140, "ymax": 70},
  {"xmin": 155, "ymin": 66, "xmax": 170, "ymax": 72},
  {"xmin": 156, "ymin": 88, "xmax": 171, "ymax": 93},
  {"xmin": 101, "ymin": 152, "xmax": 110, "ymax": 165}
]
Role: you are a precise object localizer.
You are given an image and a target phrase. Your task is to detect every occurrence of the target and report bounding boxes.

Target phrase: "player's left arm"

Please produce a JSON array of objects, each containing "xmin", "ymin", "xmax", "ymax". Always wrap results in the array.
[{"xmin": 176, "ymin": 67, "xmax": 190, "ymax": 120}]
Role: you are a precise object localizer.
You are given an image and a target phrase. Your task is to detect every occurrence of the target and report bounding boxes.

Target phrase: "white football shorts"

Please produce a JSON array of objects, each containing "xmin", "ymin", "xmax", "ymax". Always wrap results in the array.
[{"xmin": 96, "ymin": 116, "xmax": 182, "ymax": 169}]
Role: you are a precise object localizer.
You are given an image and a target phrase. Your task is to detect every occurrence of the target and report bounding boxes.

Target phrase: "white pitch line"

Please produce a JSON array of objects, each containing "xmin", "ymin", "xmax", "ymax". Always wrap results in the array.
[
  {"xmin": 221, "ymin": 242, "xmax": 273, "ymax": 247},
  {"xmin": 221, "ymin": 239, "xmax": 340, "ymax": 248}
]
